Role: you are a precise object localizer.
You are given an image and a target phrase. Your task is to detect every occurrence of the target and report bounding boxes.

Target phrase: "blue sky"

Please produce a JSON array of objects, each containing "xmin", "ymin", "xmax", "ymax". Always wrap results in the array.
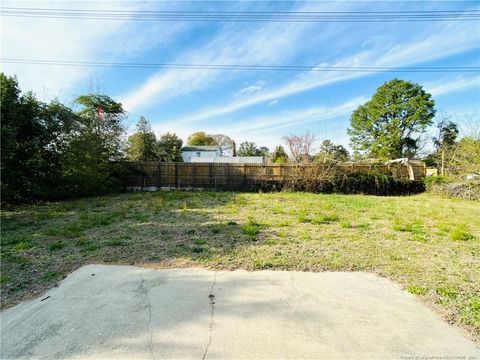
[{"xmin": 2, "ymin": 0, "xmax": 479, "ymax": 152}]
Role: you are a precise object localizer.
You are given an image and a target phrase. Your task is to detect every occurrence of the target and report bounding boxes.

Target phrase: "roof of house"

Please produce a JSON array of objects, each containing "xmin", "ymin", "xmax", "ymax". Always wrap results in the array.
[
  {"xmin": 181, "ymin": 146, "xmax": 220, "ymax": 152},
  {"xmin": 190, "ymin": 156, "xmax": 264, "ymax": 164}
]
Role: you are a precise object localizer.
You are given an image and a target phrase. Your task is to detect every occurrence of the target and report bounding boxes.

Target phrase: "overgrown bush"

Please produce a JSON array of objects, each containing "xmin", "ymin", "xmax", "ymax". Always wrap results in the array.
[
  {"xmin": 1, "ymin": 74, "xmax": 127, "ymax": 203},
  {"xmin": 256, "ymin": 172, "xmax": 424, "ymax": 196},
  {"xmin": 428, "ymin": 179, "xmax": 480, "ymax": 201},
  {"xmin": 424, "ymin": 175, "xmax": 451, "ymax": 191}
]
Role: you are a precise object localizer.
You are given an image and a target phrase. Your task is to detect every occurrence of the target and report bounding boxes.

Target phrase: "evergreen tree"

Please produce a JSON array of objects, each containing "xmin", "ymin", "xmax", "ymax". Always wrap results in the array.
[
  {"xmin": 158, "ymin": 133, "xmax": 183, "ymax": 162},
  {"xmin": 271, "ymin": 145, "xmax": 288, "ymax": 164},
  {"xmin": 348, "ymin": 79, "xmax": 435, "ymax": 159},
  {"xmin": 126, "ymin": 117, "xmax": 158, "ymax": 161}
]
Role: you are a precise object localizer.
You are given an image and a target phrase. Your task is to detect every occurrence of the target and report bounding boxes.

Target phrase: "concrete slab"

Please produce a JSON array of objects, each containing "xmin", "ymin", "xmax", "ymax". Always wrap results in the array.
[{"xmin": 1, "ymin": 265, "xmax": 478, "ymax": 359}]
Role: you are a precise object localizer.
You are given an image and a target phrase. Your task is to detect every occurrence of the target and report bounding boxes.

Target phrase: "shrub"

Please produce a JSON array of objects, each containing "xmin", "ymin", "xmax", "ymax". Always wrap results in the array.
[
  {"xmin": 424, "ymin": 176, "xmax": 450, "ymax": 190},
  {"xmin": 256, "ymin": 172, "xmax": 424, "ymax": 196},
  {"xmin": 337, "ymin": 173, "xmax": 425, "ymax": 195}
]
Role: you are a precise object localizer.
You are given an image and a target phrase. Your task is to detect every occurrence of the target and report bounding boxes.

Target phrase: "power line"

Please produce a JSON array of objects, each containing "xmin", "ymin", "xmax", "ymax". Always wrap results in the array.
[
  {"xmin": 4, "ymin": 7, "xmax": 479, "ymax": 14},
  {"xmin": 2, "ymin": 58, "xmax": 479, "ymax": 73},
  {"xmin": 1, "ymin": 7, "xmax": 479, "ymax": 22}
]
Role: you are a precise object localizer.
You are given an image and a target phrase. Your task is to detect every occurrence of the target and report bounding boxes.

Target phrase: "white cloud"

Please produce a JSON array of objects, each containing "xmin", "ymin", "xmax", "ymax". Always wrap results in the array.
[
  {"xmin": 1, "ymin": 1, "xmax": 188, "ymax": 99},
  {"xmin": 267, "ymin": 100, "xmax": 279, "ymax": 107},
  {"xmin": 226, "ymin": 96, "xmax": 365, "ymax": 134},
  {"xmin": 152, "ymin": 96, "xmax": 364, "ymax": 149},
  {"xmin": 236, "ymin": 81, "xmax": 266, "ymax": 96},
  {"xmin": 166, "ymin": 20, "xmax": 478, "ymax": 126},
  {"xmin": 425, "ymin": 76, "xmax": 480, "ymax": 97},
  {"xmin": 119, "ymin": 2, "xmax": 342, "ymax": 112}
]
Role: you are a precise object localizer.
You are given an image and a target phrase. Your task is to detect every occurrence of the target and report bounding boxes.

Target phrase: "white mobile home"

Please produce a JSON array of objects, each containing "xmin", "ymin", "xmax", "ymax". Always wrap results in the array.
[
  {"xmin": 190, "ymin": 156, "xmax": 265, "ymax": 164},
  {"xmin": 181, "ymin": 146, "xmax": 221, "ymax": 162}
]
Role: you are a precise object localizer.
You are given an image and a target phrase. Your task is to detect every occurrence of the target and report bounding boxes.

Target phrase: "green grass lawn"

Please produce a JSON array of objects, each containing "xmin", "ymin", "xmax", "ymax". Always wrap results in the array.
[{"xmin": 1, "ymin": 191, "xmax": 479, "ymax": 338}]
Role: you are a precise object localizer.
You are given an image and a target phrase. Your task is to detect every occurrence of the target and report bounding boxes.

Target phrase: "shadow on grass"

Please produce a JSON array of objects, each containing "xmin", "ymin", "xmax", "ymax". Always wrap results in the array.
[{"xmin": 0, "ymin": 190, "xmax": 273, "ymax": 308}]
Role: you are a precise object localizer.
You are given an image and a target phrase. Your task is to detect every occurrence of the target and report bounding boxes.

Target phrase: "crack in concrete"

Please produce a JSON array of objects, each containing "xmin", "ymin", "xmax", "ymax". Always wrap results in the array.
[
  {"xmin": 282, "ymin": 273, "xmax": 296, "ymax": 359},
  {"xmin": 202, "ymin": 271, "xmax": 217, "ymax": 360},
  {"xmin": 140, "ymin": 269, "xmax": 154, "ymax": 360}
]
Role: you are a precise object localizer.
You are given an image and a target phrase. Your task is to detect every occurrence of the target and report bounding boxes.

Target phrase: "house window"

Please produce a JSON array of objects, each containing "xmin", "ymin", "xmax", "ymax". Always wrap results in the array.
[{"xmin": 196, "ymin": 152, "xmax": 201, "ymax": 157}]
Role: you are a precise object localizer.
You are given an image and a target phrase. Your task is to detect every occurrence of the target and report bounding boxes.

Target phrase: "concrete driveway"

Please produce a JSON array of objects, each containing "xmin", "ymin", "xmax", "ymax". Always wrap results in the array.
[{"xmin": 1, "ymin": 265, "xmax": 478, "ymax": 359}]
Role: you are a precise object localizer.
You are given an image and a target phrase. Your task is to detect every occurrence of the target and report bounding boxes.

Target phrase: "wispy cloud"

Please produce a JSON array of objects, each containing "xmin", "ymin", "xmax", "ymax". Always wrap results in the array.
[
  {"xmin": 153, "ymin": 96, "xmax": 364, "ymax": 149},
  {"xmin": 1, "ymin": 1, "xmax": 188, "ymax": 99},
  {"xmin": 119, "ymin": 2, "xmax": 344, "ymax": 111},
  {"xmin": 236, "ymin": 81, "xmax": 266, "ymax": 96},
  {"xmin": 425, "ymin": 76, "xmax": 480, "ymax": 97},
  {"xmin": 166, "ymin": 20, "xmax": 478, "ymax": 126},
  {"xmin": 267, "ymin": 100, "xmax": 279, "ymax": 107},
  {"xmin": 224, "ymin": 96, "xmax": 365, "ymax": 133}
]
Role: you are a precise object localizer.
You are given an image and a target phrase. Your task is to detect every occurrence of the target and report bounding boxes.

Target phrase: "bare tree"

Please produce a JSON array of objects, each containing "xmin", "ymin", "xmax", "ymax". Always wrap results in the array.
[
  {"xmin": 282, "ymin": 131, "xmax": 316, "ymax": 163},
  {"xmin": 446, "ymin": 112, "xmax": 480, "ymax": 176},
  {"xmin": 209, "ymin": 134, "xmax": 235, "ymax": 156}
]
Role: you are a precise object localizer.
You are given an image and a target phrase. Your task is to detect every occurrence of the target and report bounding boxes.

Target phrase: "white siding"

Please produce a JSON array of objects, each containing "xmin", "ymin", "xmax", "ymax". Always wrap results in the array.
[
  {"xmin": 190, "ymin": 156, "xmax": 264, "ymax": 164},
  {"xmin": 182, "ymin": 149, "xmax": 221, "ymax": 162}
]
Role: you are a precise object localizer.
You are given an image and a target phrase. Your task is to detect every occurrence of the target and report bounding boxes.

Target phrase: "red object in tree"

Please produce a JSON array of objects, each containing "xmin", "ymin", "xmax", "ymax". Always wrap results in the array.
[{"xmin": 96, "ymin": 105, "xmax": 105, "ymax": 120}]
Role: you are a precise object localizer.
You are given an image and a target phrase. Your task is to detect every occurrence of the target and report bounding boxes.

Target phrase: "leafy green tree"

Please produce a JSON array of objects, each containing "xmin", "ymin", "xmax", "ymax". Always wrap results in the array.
[
  {"xmin": 271, "ymin": 145, "xmax": 288, "ymax": 164},
  {"xmin": 61, "ymin": 94, "xmax": 126, "ymax": 196},
  {"xmin": 126, "ymin": 116, "xmax": 158, "ymax": 161},
  {"xmin": 237, "ymin": 142, "xmax": 268, "ymax": 156},
  {"xmin": 157, "ymin": 132, "xmax": 183, "ymax": 162},
  {"xmin": 348, "ymin": 79, "xmax": 435, "ymax": 159},
  {"xmin": 187, "ymin": 131, "xmax": 218, "ymax": 146},
  {"xmin": 433, "ymin": 118, "xmax": 459, "ymax": 151},
  {"xmin": 448, "ymin": 136, "xmax": 480, "ymax": 175},
  {"xmin": 315, "ymin": 140, "xmax": 350, "ymax": 162},
  {"xmin": 0, "ymin": 73, "xmax": 76, "ymax": 201},
  {"xmin": 425, "ymin": 115, "xmax": 459, "ymax": 169},
  {"xmin": 258, "ymin": 146, "xmax": 270, "ymax": 157}
]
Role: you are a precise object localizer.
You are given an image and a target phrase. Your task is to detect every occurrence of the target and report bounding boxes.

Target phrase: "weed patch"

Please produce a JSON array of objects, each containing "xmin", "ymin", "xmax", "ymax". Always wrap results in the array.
[
  {"xmin": 43, "ymin": 272, "xmax": 61, "ymax": 282},
  {"xmin": 393, "ymin": 220, "xmax": 424, "ymax": 234},
  {"xmin": 407, "ymin": 285, "xmax": 428, "ymax": 295},
  {"xmin": 14, "ymin": 241, "xmax": 31, "ymax": 251},
  {"xmin": 1, "ymin": 234, "xmax": 27, "ymax": 246},
  {"xmin": 298, "ymin": 212, "xmax": 339, "ymax": 225},
  {"xmin": 49, "ymin": 241, "xmax": 65, "ymax": 251},
  {"xmin": 450, "ymin": 226, "xmax": 475, "ymax": 241},
  {"xmin": 241, "ymin": 218, "xmax": 263, "ymax": 240},
  {"xmin": 0, "ymin": 275, "xmax": 12, "ymax": 285},
  {"xmin": 107, "ymin": 239, "xmax": 127, "ymax": 247},
  {"xmin": 436, "ymin": 286, "xmax": 459, "ymax": 301}
]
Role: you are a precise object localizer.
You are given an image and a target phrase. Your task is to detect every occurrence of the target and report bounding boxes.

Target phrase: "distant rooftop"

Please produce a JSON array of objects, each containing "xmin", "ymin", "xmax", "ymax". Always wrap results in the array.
[
  {"xmin": 190, "ymin": 156, "xmax": 264, "ymax": 164},
  {"xmin": 181, "ymin": 146, "xmax": 220, "ymax": 152}
]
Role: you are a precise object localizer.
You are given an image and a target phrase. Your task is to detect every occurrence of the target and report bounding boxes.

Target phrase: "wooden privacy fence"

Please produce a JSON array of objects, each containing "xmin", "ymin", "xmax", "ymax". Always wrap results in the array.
[{"xmin": 124, "ymin": 161, "xmax": 426, "ymax": 190}]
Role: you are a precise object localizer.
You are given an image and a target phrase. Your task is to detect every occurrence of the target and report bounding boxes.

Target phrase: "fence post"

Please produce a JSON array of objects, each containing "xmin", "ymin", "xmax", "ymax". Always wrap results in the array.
[
  {"xmin": 226, "ymin": 163, "xmax": 230, "ymax": 188},
  {"xmin": 209, "ymin": 163, "xmax": 213, "ymax": 189},
  {"xmin": 175, "ymin": 163, "xmax": 178, "ymax": 188},
  {"xmin": 244, "ymin": 164, "xmax": 247, "ymax": 187},
  {"xmin": 192, "ymin": 163, "xmax": 196, "ymax": 189}
]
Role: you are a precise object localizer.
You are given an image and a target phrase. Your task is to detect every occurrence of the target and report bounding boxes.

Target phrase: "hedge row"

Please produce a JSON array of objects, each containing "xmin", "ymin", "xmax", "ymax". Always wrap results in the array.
[{"xmin": 255, "ymin": 173, "xmax": 425, "ymax": 196}]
